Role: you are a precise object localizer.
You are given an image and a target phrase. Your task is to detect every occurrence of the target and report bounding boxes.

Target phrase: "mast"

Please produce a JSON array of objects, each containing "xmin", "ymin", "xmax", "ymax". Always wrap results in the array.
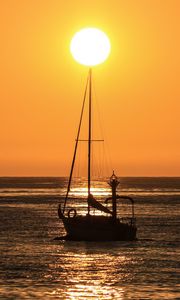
[
  {"xmin": 87, "ymin": 68, "xmax": 92, "ymax": 214},
  {"xmin": 63, "ymin": 74, "xmax": 89, "ymax": 213},
  {"xmin": 63, "ymin": 69, "xmax": 92, "ymax": 215}
]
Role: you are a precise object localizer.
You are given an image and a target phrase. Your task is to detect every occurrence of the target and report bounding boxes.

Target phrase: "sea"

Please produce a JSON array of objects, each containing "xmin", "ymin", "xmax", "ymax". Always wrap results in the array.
[{"xmin": 0, "ymin": 177, "xmax": 179, "ymax": 300}]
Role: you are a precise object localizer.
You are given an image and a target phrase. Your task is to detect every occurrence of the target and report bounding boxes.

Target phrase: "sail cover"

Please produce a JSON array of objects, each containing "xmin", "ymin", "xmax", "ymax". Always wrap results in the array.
[{"xmin": 88, "ymin": 194, "xmax": 112, "ymax": 214}]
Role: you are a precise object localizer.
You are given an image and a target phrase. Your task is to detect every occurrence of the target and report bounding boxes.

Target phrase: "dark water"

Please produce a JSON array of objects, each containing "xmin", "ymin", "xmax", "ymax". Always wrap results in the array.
[{"xmin": 0, "ymin": 177, "xmax": 179, "ymax": 299}]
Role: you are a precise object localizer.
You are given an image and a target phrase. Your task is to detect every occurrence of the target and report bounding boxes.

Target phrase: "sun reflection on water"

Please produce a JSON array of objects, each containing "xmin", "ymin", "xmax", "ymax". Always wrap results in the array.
[
  {"xmin": 45, "ymin": 243, "xmax": 134, "ymax": 299},
  {"xmin": 69, "ymin": 186, "xmax": 111, "ymax": 197},
  {"xmin": 50, "ymin": 284, "xmax": 124, "ymax": 299}
]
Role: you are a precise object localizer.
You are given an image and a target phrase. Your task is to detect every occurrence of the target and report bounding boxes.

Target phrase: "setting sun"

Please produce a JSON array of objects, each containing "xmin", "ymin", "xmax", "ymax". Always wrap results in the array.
[{"xmin": 70, "ymin": 28, "xmax": 111, "ymax": 66}]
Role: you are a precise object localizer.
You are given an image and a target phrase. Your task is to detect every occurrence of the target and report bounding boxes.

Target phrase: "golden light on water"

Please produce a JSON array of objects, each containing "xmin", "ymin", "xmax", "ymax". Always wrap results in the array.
[
  {"xmin": 70, "ymin": 28, "xmax": 111, "ymax": 66},
  {"xmin": 70, "ymin": 186, "xmax": 111, "ymax": 197},
  {"xmin": 48, "ymin": 249, "xmax": 126, "ymax": 299}
]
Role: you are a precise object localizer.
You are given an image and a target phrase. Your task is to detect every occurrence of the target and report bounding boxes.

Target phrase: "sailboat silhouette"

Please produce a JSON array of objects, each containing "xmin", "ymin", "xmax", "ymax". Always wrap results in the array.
[{"xmin": 58, "ymin": 69, "xmax": 137, "ymax": 241}]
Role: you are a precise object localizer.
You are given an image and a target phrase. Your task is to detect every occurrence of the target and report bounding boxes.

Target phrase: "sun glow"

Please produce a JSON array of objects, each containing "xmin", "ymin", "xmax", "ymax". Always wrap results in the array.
[{"xmin": 70, "ymin": 28, "xmax": 111, "ymax": 66}]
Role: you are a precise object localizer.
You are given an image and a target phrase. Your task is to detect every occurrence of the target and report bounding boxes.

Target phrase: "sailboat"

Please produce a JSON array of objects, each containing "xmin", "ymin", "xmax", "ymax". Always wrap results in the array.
[{"xmin": 58, "ymin": 69, "xmax": 137, "ymax": 241}]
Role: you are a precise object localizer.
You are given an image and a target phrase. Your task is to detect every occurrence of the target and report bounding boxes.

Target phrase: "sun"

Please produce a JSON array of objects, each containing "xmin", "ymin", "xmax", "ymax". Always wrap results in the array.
[{"xmin": 70, "ymin": 28, "xmax": 111, "ymax": 67}]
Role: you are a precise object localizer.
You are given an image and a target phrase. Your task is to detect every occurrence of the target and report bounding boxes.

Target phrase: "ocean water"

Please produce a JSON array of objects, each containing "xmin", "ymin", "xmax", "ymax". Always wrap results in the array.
[{"xmin": 0, "ymin": 177, "xmax": 179, "ymax": 299}]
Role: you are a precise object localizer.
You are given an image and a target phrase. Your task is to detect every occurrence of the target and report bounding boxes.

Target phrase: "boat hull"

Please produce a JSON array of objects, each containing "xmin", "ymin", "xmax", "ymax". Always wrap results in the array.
[{"xmin": 61, "ymin": 215, "xmax": 137, "ymax": 241}]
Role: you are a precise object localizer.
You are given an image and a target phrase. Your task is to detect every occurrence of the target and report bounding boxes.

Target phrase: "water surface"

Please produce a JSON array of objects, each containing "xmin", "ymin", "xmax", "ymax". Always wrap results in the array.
[{"xmin": 0, "ymin": 177, "xmax": 179, "ymax": 299}]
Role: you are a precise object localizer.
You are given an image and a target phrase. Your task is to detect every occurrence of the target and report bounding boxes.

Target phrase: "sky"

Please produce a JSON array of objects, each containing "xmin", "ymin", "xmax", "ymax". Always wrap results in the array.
[{"xmin": 0, "ymin": 0, "xmax": 179, "ymax": 176}]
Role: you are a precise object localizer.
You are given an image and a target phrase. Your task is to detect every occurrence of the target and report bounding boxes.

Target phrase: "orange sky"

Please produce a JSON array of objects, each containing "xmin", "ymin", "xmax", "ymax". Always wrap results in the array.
[{"xmin": 0, "ymin": 0, "xmax": 180, "ymax": 176}]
